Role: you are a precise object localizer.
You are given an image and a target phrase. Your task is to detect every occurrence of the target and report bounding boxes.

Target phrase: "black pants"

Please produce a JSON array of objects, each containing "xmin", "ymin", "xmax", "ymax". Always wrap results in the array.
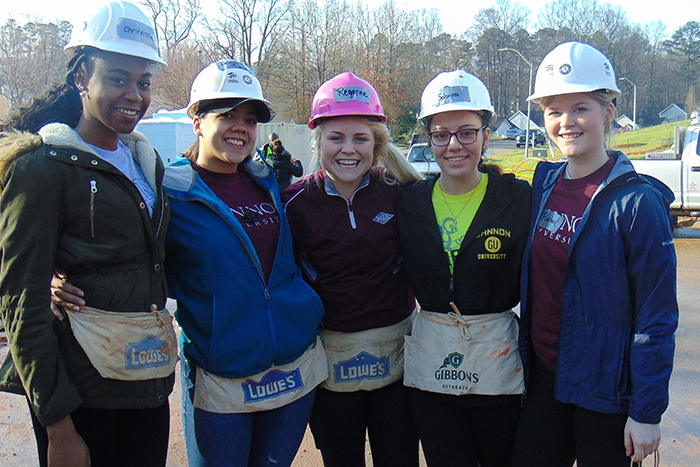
[
  {"xmin": 408, "ymin": 388, "xmax": 521, "ymax": 467},
  {"xmin": 309, "ymin": 381, "xmax": 419, "ymax": 467},
  {"xmin": 512, "ymin": 357, "xmax": 630, "ymax": 467},
  {"xmin": 29, "ymin": 400, "xmax": 170, "ymax": 467}
]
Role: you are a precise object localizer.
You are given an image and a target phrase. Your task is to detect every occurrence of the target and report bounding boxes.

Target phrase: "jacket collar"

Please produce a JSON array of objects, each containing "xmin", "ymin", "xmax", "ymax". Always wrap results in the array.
[
  {"xmin": 322, "ymin": 169, "xmax": 371, "ymax": 199},
  {"xmin": 164, "ymin": 155, "xmax": 273, "ymax": 194},
  {"xmin": 539, "ymin": 150, "xmax": 670, "ymax": 202},
  {"xmin": 38, "ymin": 123, "xmax": 160, "ymax": 193}
]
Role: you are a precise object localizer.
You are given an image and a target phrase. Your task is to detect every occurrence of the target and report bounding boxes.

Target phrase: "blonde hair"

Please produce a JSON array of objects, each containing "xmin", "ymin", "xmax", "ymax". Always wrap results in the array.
[
  {"xmin": 309, "ymin": 118, "xmax": 422, "ymax": 185},
  {"xmin": 538, "ymin": 90, "xmax": 616, "ymax": 134}
]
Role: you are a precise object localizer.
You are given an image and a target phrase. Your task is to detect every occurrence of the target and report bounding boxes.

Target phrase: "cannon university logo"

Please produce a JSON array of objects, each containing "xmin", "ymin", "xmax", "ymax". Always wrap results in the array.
[{"xmin": 435, "ymin": 352, "xmax": 479, "ymax": 388}]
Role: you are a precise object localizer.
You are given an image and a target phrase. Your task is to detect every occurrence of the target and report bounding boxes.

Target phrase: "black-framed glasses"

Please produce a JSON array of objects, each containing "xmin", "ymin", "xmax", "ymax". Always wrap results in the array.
[{"xmin": 428, "ymin": 126, "xmax": 485, "ymax": 147}]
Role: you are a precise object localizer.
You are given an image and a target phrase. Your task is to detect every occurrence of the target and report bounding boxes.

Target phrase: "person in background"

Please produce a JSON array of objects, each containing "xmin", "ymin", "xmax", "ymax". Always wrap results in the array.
[
  {"xmin": 396, "ymin": 70, "xmax": 530, "ymax": 467},
  {"xmin": 0, "ymin": 2, "xmax": 174, "ymax": 466},
  {"xmin": 283, "ymin": 72, "xmax": 422, "ymax": 467},
  {"xmin": 512, "ymin": 41, "xmax": 678, "ymax": 467},
  {"xmin": 262, "ymin": 132, "xmax": 279, "ymax": 158},
  {"xmin": 50, "ymin": 59, "xmax": 327, "ymax": 467},
  {"xmin": 268, "ymin": 137, "xmax": 303, "ymax": 191}
]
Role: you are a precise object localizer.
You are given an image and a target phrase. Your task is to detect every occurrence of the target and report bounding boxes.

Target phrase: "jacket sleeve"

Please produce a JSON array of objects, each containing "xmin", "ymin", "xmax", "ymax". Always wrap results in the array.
[
  {"xmin": 622, "ymin": 186, "xmax": 678, "ymax": 424},
  {"xmin": 0, "ymin": 153, "xmax": 83, "ymax": 427},
  {"xmin": 287, "ymin": 152, "xmax": 304, "ymax": 177}
]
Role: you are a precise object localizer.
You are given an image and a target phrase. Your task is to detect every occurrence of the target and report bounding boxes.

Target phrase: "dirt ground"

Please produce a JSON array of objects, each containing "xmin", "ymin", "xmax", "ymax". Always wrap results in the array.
[{"xmin": 1, "ymin": 233, "xmax": 698, "ymax": 466}]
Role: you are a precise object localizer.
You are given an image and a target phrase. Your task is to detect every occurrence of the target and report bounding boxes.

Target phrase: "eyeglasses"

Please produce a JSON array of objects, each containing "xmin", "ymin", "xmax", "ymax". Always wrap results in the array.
[{"xmin": 428, "ymin": 126, "xmax": 485, "ymax": 147}]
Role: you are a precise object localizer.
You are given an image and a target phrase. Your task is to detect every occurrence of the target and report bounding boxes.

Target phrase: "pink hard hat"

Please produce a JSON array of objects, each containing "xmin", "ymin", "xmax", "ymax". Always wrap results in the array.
[{"xmin": 308, "ymin": 72, "xmax": 387, "ymax": 129}]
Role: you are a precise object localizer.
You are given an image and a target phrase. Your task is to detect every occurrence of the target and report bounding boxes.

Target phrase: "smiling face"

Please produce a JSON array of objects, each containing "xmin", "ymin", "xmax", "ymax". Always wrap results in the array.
[
  {"xmin": 318, "ymin": 117, "xmax": 376, "ymax": 198},
  {"xmin": 543, "ymin": 92, "xmax": 614, "ymax": 161},
  {"xmin": 430, "ymin": 110, "xmax": 489, "ymax": 188},
  {"xmin": 193, "ymin": 101, "xmax": 259, "ymax": 174},
  {"xmin": 74, "ymin": 50, "xmax": 153, "ymax": 150}
]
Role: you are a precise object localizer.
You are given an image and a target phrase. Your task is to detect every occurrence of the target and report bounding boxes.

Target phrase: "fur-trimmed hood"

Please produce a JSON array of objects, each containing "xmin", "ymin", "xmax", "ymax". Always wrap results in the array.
[{"xmin": 0, "ymin": 123, "xmax": 160, "ymax": 192}]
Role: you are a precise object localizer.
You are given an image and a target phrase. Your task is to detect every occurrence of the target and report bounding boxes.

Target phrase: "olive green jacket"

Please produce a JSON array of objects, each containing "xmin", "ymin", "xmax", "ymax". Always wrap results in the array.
[{"xmin": 0, "ymin": 123, "xmax": 172, "ymax": 427}]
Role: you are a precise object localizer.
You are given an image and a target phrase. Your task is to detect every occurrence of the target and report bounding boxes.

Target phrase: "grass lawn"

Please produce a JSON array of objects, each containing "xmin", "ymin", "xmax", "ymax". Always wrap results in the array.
[{"xmin": 488, "ymin": 120, "xmax": 692, "ymax": 184}]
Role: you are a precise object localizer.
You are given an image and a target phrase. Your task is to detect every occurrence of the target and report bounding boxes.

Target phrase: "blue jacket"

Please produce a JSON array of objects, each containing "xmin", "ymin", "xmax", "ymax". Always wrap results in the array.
[
  {"xmin": 163, "ymin": 157, "xmax": 324, "ymax": 379},
  {"xmin": 519, "ymin": 151, "xmax": 678, "ymax": 424}
]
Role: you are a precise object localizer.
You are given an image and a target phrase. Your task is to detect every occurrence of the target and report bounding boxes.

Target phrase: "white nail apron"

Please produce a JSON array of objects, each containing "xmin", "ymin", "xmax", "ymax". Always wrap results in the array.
[
  {"xmin": 193, "ymin": 336, "xmax": 328, "ymax": 413},
  {"xmin": 404, "ymin": 309, "xmax": 524, "ymax": 396},
  {"xmin": 67, "ymin": 305, "xmax": 178, "ymax": 381},
  {"xmin": 320, "ymin": 311, "xmax": 415, "ymax": 392}
]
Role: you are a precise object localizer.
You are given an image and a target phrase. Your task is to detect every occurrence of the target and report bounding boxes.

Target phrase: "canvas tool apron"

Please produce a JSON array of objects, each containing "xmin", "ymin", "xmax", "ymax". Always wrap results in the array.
[
  {"xmin": 320, "ymin": 312, "xmax": 414, "ymax": 392},
  {"xmin": 404, "ymin": 308, "xmax": 524, "ymax": 395},
  {"xmin": 67, "ymin": 305, "xmax": 178, "ymax": 380},
  {"xmin": 193, "ymin": 336, "xmax": 328, "ymax": 413}
]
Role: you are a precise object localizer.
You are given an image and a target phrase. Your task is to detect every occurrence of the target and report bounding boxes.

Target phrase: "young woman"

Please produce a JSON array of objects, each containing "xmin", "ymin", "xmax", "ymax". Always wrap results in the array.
[
  {"xmin": 396, "ymin": 70, "xmax": 531, "ymax": 467},
  {"xmin": 512, "ymin": 41, "xmax": 678, "ymax": 467},
  {"xmin": 0, "ymin": 2, "xmax": 174, "ymax": 466},
  {"xmin": 51, "ymin": 59, "xmax": 327, "ymax": 467},
  {"xmin": 282, "ymin": 72, "xmax": 422, "ymax": 467},
  {"xmin": 166, "ymin": 59, "xmax": 326, "ymax": 467}
]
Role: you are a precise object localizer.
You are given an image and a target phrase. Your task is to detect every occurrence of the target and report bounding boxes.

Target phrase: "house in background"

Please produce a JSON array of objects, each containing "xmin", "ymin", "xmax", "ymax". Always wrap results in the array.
[
  {"xmin": 494, "ymin": 117, "xmax": 517, "ymax": 136},
  {"xmin": 494, "ymin": 110, "xmax": 541, "ymax": 137},
  {"xmin": 659, "ymin": 104, "xmax": 687, "ymax": 124},
  {"xmin": 615, "ymin": 115, "xmax": 636, "ymax": 131},
  {"xmin": 508, "ymin": 110, "xmax": 541, "ymax": 132}
]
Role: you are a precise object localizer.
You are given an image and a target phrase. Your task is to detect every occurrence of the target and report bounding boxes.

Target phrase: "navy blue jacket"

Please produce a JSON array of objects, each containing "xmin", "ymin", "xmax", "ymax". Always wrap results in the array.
[
  {"xmin": 520, "ymin": 151, "xmax": 678, "ymax": 424},
  {"xmin": 163, "ymin": 157, "xmax": 324, "ymax": 379}
]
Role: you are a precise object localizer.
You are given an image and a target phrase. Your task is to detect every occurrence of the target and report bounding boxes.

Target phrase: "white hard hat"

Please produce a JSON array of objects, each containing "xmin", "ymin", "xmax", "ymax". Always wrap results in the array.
[
  {"xmin": 186, "ymin": 60, "xmax": 271, "ymax": 122},
  {"xmin": 64, "ymin": 1, "xmax": 166, "ymax": 65},
  {"xmin": 528, "ymin": 41, "xmax": 620, "ymax": 102},
  {"xmin": 418, "ymin": 70, "xmax": 496, "ymax": 124}
]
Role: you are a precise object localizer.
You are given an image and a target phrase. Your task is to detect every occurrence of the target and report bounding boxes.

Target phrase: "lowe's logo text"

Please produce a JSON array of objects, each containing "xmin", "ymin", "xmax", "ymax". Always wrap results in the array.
[
  {"xmin": 243, "ymin": 369, "xmax": 303, "ymax": 403},
  {"xmin": 334, "ymin": 351, "xmax": 389, "ymax": 383},
  {"xmin": 125, "ymin": 335, "xmax": 170, "ymax": 369}
]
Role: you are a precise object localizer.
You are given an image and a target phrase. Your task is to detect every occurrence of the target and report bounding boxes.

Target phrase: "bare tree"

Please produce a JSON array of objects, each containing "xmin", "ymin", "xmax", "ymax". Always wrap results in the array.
[
  {"xmin": 0, "ymin": 19, "xmax": 71, "ymax": 110},
  {"xmin": 150, "ymin": 42, "xmax": 207, "ymax": 112},
  {"xmin": 663, "ymin": 21, "xmax": 700, "ymax": 109},
  {"xmin": 206, "ymin": 0, "xmax": 291, "ymax": 67},
  {"xmin": 538, "ymin": 0, "xmax": 604, "ymax": 40},
  {"xmin": 642, "ymin": 21, "xmax": 669, "ymax": 122},
  {"xmin": 142, "ymin": 0, "xmax": 202, "ymax": 61},
  {"xmin": 470, "ymin": 0, "xmax": 531, "ymax": 39}
]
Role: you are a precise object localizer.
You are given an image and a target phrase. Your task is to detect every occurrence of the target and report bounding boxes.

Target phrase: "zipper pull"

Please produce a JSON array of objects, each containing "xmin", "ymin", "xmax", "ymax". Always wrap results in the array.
[
  {"xmin": 449, "ymin": 276, "xmax": 454, "ymax": 291},
  {"xmin": 90, "ymin": 180, "xmax": 97, "ymax": 239},
  {"xmin": 264, "ymin": 289, "xmax": 270, "ymax": 300}
]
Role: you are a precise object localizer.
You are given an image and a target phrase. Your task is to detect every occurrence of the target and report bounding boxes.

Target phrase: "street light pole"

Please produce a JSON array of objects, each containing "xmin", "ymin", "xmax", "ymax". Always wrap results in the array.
[
  {"xmin": 619, "ymin": 77, "xmax": 637, "ymax": 130},
  {"xmin": 499, "ymin": 47, "xmax": 533, "ymax": 158}
]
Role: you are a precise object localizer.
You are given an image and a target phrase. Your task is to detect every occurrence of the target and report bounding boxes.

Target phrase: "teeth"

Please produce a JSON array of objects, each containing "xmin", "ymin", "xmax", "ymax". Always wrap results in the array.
[
  {"xmin": 116, "ymin": 108, "xmax": 139, "ymax": 116},
  {"xmin": 225, "ymin": 139, "xmax": 245, "ymax": 147},
  {"xmin": 338, "ymin": 160, "xmax": 359, "ymax": 167}
]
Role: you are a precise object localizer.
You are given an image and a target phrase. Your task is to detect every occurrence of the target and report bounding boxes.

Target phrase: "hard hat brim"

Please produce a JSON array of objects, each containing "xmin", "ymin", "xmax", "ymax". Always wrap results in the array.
[
  {"xmin": 527, "ymin": 86, "xmax": 621, "ymax": 102},
  {"xmin": 191, "ymin": 97, "xmax": 272, "ymax": 123}
]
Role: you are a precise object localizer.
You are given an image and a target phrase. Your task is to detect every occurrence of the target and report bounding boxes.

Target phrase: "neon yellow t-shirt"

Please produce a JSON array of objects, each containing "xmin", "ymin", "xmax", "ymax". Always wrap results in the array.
[{"xmin": 432, "ymin": 173, "xmax": 488, "ymax": 272}]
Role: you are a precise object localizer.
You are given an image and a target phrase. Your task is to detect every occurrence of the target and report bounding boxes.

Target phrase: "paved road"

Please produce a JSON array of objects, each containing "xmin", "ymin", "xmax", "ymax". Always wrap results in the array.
[{"xmin": 1, "ymin": 230, "xmax": 698, "ymax": 466}]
